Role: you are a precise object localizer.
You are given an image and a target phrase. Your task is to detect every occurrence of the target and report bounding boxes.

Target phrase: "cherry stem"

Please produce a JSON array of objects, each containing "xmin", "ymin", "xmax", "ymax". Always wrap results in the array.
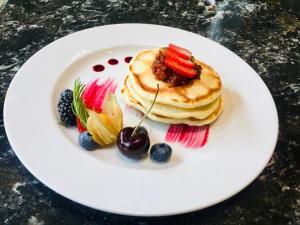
[{"xmin": 131, "ymin": 83, "xmax": 160, "ymax": 137}]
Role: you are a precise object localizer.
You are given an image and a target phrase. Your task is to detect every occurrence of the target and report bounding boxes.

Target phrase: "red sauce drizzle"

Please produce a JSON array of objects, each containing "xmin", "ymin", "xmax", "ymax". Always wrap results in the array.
[
  {"xmin": 165, "ymin": 124, "xmax": 210, "ymax": 149},
  {"xmin": 93, "ymin": 64, "xmax": 105, "ymax": 72},
  {"xmin": 82, "ymin": 78, "xmax": 117, "ymax": 113},
  {"xmin": 108, "ymin": 58, "xmax": 119, "ymax": 65},
  {"xmin": 124, "ymin": 56, "xmax": 133, "ymax": 63}
]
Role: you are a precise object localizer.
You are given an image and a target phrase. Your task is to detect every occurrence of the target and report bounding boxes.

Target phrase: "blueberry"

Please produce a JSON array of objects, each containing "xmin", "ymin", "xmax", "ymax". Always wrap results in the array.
[
  {"xmin": 134, "ymin": 126, "xmax": 148, "ymax": 136},
  {"xmin": 150, "ymin": 143, "xmax": 172, "ymax": 163},
  {"xmin": 78, "ymin": 132, "xmax": 99, "ymax": 150}
]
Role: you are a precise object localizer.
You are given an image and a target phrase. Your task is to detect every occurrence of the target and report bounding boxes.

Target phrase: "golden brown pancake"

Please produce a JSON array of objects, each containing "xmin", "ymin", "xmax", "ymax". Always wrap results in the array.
[
  {"xmin": 123, "ymin": 75, "xmax": 221, "ymax": 120},
  {"xmin": 128, "ymin": 49, "xmax": 222, "ymax": 108},
  {"xmin": 121, "ymin": 84, "xmax": 224, "ymax": 126}
]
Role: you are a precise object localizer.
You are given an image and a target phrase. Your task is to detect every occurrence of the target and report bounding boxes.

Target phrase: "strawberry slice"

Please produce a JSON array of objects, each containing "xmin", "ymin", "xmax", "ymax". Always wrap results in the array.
[
  {"xmin": 76, "ymin": 117, "xmax": 86, "ymax": 133},
  {"xmin": 166, "ymin": 49, "xmax": 194, "ymax": 68},
  {"xmin": 165, "ymin": 58, "xmax": 197, "ymax": 78},
  {"xmin": 168, "ymin": 44, "xmax": 192, "ymax": 60}
]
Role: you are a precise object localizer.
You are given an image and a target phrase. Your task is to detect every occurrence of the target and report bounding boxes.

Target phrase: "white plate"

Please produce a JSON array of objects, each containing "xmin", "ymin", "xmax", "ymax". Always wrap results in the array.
[{"xmin": 4, "ymin": 24, "xmax": 278, "ymax": 216}]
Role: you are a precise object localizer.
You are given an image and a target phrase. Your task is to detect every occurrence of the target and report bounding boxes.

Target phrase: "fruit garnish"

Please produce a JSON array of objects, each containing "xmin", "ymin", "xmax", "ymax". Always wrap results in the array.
[
  {"xmin": 117, "ymin": 84, "xmax": 159, "ymax": 160},
  {"xmin": 87, "ymin": 112, "xmax": 117, "ymax": 145},
  {"xmin": 165, "ymin": 57, "xmax": 197, "ymax": 78},
  {"xmin": 76, "ymin": 117, "xmax": 86, "ymax": 133},
  {"xmin": 62, "ymin": 78, "xmax": 122, "ymax": 148},
  {"xmin": 78, "ymin": 131, "xmax": 99, "ymax": 150},
  {"xmin": 168, "ymin": 44, "xmax": 192, "ymax": 60},
  {"xmin": 166, "ymin": 49, "xmax": 194, "ymax": 68},
  {"xmin": 101, "ymin": 94, "xmax": 123, "ymax": 132},
  {"xmin": 86, "ymin": 94, "xmax": 123, "ymax": 146},
  {"xmin": 150, "ymin": 143, "xmax": 172, "ymax": 162},
  {"xmin": 72, "ymin": 78, "xmax": 89, "ymax": 129},
  {"xmin": 58, "ymin": 89, "xmax": 76, "ymax": 127},
  {"xmin": 117, "ymin": 127, "xmax": 150, "ymax": 160},
  {"xmin": 86, "ymin": 119, "xmax": 106, "ymax": 146}
]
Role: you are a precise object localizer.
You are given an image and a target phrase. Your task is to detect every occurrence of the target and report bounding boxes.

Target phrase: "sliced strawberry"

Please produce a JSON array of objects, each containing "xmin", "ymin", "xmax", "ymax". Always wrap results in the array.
[
  {"xmin": 166, "ymin": 49, "xmax": 194, "ymax": 68},
  {"xmin": 165, "ymin": 58, "xmax": 197, "ymax": 78},
  {"xmin": 76, "ymin": 117, "xmax": 86, "ymax": 133},
  {"xmin": 168, "ymin": 44, "xmax": 192, "ymax": 60}
]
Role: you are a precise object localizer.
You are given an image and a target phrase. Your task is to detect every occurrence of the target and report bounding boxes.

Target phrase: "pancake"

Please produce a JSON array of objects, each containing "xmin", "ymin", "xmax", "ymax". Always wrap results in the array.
[
  {"xmin": 123, "ymin": 75, "xmax": 221, "ymax": 120},
  {"xmin": 121, "ymin": 84, "xmax": 224, "ymax": 126},
  {"xmin": 128, "ymin": 49, "xmax": 222, "ymax": 108}
]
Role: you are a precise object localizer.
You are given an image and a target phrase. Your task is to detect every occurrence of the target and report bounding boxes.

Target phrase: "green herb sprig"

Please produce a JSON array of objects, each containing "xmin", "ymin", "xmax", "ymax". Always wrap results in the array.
[{"xmin": 72, "ymin": 78, "xmax": 89, "ymax": 128}]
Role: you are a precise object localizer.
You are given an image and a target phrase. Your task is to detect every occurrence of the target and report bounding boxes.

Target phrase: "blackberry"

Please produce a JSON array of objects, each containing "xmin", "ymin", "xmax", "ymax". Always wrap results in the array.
[{"xmin": 58, "ymin": 89, "xmax": 76, "ymax": 127}]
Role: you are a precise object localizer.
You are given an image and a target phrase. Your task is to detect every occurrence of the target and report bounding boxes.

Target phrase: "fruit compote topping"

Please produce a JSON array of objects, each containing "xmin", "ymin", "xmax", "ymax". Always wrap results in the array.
[{"xmin": 152, "ymin": 44, "xmax": 202, "ymax": 87}]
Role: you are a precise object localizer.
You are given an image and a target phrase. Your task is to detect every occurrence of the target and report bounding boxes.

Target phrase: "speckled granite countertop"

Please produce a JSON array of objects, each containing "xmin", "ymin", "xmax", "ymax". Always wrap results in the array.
[{"xmin": 0, "ymin": 0, "xmax": 299, "ymax": 224}]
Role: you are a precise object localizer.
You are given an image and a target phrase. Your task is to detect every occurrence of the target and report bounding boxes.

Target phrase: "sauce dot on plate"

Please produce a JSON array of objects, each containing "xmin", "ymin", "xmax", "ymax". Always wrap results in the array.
[
  {"xmin": 124, "ymin": 56, "xmax": 133, "ymax": 63},
  {"xmin": 93, "ymin": 64, "xmax": 105, "ymax": 72},
  {"xmin": 108, "ymin": 59, "xmax": 119, "ymax": 65}
]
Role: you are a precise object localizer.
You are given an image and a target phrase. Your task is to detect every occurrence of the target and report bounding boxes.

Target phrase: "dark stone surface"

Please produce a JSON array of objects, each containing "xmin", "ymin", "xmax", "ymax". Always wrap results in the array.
[{"xmin": 0, "ymin": 0, "xmax": 299, "ymax": 224}]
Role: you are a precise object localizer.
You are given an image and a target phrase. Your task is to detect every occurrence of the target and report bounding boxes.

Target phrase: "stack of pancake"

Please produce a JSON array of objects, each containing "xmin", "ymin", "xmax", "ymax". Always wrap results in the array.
[{"xmin": 121, "ymin": 49, "xmax": 224, "ymax": 126}]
